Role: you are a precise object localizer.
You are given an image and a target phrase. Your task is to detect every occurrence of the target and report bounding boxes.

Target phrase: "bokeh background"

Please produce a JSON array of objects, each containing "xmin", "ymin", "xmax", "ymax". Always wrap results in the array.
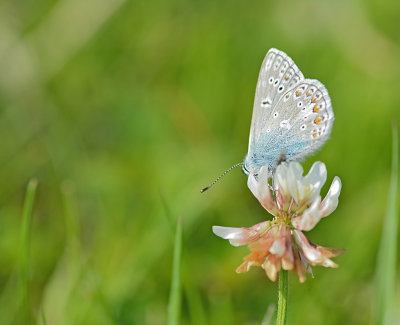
[{"xmin": 0, "ymin": 0, "xmax": 399, "ymax": 324}]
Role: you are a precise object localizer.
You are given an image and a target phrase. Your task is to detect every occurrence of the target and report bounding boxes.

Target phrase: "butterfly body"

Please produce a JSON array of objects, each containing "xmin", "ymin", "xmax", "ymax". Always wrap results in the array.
[{"xmin": 243, "ymin": 48, "xmax": 334, "ymax": 177}]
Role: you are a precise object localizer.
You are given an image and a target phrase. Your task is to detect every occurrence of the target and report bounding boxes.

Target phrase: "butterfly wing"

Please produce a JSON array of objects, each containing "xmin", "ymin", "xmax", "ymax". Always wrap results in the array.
[
  {"xmin": 245, "ymin": 49, "xmax": 333, "ymax": 175},
  {"xmin": 248, "ymin": 49, "xmax": 304, "ymax": 149},
  {"xmin": 266, "ymin": 79, "xmax": 333, "ymax": 161}
]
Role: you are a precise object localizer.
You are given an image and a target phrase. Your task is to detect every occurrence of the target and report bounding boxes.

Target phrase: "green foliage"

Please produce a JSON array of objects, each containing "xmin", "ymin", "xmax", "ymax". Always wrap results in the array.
[
  {"xmin": 20, "ymin": 179, "xmax": 38, "ymax": 324},
  {"xmin": 375, "ymin": 124, "xmax": 398, "ymax": 325},
  {"xmin": 0, "ymin": 0, "xmax": 399, "ymax": 324},
  {"xmin": 167, "ymin": 217, "xmax": 183, "ymax": 325}
]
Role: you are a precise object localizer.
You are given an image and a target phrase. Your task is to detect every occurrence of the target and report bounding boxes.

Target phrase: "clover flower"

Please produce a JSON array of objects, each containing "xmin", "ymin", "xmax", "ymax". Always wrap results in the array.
[{"xmin": 213, "ymin": 161, "xmax": 344, "ymax": 282}]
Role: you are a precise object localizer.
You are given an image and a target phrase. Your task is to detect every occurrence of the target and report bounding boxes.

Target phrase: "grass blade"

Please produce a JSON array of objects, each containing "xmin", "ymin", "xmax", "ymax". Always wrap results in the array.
[
  {"xmin": 375, "ymin": 122, "xmax": 398, "ymax": 325},
  {"xmin": 167, "ymin": 217, "xmax": 183, "ymax": 325},
  {"xmin": 261, "ymin": 304, "xmax": 276, "ymax": 325},
  {"xmin": 20, "ymin": 179, "xmax": 38, "ymax": 324}
]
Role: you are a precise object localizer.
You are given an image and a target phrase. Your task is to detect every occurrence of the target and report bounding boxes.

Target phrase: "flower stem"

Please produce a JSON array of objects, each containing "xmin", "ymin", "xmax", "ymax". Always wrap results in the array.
[{"xmin": 276, "ymin": 270, "xmax": 288, "ymax": 325}]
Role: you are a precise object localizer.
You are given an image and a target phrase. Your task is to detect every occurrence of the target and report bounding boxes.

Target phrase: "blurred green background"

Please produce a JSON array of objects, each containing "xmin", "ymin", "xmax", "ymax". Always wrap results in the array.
[{"xmin": 0, "ymin": 0, "xmax": 399, "ymax": 324}]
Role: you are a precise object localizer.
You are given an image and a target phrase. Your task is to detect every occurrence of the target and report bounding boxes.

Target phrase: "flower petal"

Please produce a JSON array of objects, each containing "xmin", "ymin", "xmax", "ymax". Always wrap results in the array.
[
  {"xmin": 262, "ymin": 255, "xmax": 281, "ymax": 282},
  {"xmin": 249, "ymin": 225, "xmax": 276, "ymax": 253},
  {"xmin": 212, "ymin": 221, "xmax": 270, "ymax": 246},
  {"xmin": 247, "ymin": 166, "xmax": 278, "ymax": 214},
  {"xmin": 315, "ymin": 245, "xmax": 346, "ymax": 258},
  {"xmin": 292, "ymin": 196, "xmax": 322, "ymax": 231},
  {"xmin": 286, "ymin": 161, "xmax": 304, "ymax": 195},
  {"xmin": 303, "ymin": 162, "xmax": 327, "ymax": 195},
  {"xmin": 293, "ymin": 230, "xmax": 337, "ymax": 268},
  {"xmin": 269, "ymin": 224, "xmax": 286, "ymax": 256},
  {"xmin": 274, "ymin": 162, "xmax": 294, "ymax": 210},
  {"xmin": 288, "ymin": 161, "xmax": 327, "ymax": 207},
  {"xmin": 236, "ymin": 251, "xmax": 266, "ymax": 273},
  {"xmin": 294, "ymin": 230, "xmax": 321, "ymax": 262},
  {"xmin": 281, "ymin": 230, "xmax": 294, "ymax": 270},
  {"xmin": 320, "ymin": 176, "xmax": 342, "ymax": 217},
  {"xmin": 212, "ymin": 226, "xmax": 253, "ymax": 247},
  {"xmin": 293, "ymin": 252, "xmax": 307, "ymax": 283}
]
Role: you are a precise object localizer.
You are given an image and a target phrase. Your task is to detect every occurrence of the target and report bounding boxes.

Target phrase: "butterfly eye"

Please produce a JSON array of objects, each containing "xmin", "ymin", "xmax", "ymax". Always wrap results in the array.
[
  {"xmin": 300, "ymin": 124, "xmax": 306, "ymax": 130},
  {"xmin": 273, "ymin": 112, "xmax": 279, "ymax": 118},
  {"xmin": 278, "ymin": 85, "xmax": 284, "ymax": 93},
  {"xmin": 266, "ymin": 128, "xmax": 271, "ymax": 133},
  {"xmin": 274, "ymin": 79, "xmax": 279, "ymax": 86},
  {"xmin": 297, "ymin": 101, "xmax": 303, "ymax": 108},
  {"xmin": 269, "ymin": 77, "xmax": 274, "ymax": 84}
]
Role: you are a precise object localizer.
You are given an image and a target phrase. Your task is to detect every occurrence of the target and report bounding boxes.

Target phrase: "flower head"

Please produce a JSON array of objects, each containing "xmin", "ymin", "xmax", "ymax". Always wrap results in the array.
[{"xmin": 213, "ymin": 161, "xmax": 344, "ymax": 282}]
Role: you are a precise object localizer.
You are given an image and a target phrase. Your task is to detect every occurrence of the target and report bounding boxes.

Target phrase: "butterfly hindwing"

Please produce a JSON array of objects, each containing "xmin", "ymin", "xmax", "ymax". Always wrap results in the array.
[{"xmin": 267, "ymin": 79, "xmax": 334, "ymax": 161}]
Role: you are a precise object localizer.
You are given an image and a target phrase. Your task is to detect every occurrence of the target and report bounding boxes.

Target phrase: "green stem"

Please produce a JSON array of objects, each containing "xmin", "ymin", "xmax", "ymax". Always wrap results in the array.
[{"xmin": 276, "ymin": 270, "xmax": 288, "ymax": 325}]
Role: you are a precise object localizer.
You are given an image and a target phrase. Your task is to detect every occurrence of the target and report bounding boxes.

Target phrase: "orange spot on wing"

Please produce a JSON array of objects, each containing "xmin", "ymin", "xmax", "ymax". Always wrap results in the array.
[
  {"xmin": 296, "ymin": 91, "xmax": 302, "ymax": 96},
  {"xmin": 313, "ymin": 106, "xmax": 320, "ymax": 113},
  {"xmin": 306, "ymin": 91, "xmax": 311, "ymax": 97},
  {"xmin": 314, "ymin": 117, "xmax": 322, "ymax": 124},
  {"xmin": 311, "ymin": 98, "xmax": 317, "ymax": 103},
  {"xmin": 313, "ymin": 132, "xmax": 318, "ymax": 138}
]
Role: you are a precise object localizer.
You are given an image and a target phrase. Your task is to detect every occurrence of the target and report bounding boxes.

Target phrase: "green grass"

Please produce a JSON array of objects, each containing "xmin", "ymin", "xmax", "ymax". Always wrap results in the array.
[
  {"xmin": 167, "ymin": 217, "xmax": 183, "ymax": 325},
  {"xmin": 20, "ymin": 179, "xmax": 38, "ymax": 324},
  {"xmin": 375, "ymin": 123, "xmax": 398, "ymax": 325},
  {"xmin": 261, "ymin": 305, "xmax": 276, "ymax": 325}
]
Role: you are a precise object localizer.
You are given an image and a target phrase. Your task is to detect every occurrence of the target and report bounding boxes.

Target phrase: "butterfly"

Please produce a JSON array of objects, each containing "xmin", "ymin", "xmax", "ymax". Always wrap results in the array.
[
  {"xmin": 201, "ymin": 48, "xmax": 334, "ymax": 192},
  {"xmin": 243, "ymin": 48, "xmax": 334, "ymax": 177}
]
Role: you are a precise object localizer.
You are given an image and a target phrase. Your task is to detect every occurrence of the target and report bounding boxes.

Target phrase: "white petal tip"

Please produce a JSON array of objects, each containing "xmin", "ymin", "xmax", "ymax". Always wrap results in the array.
[
  {"xmin": 330, "ymin": 177, "xmax": 342, "ymax": 196},
  {"xmin": 212, "ymin": 226, "xmax": 242, "ymax": 239}
]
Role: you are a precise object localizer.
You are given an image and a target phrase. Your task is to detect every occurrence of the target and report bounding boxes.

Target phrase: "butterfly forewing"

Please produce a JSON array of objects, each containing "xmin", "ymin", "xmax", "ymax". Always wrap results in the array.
[{"xmin": 249, "ymin": 48, "xmax": 304, "ymax": 151}]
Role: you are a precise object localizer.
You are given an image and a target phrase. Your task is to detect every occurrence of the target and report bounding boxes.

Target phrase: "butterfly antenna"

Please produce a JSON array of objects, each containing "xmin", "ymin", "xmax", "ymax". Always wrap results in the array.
[{"xmin": 200, "ymin": 162, "xmax": 244, "ymax": 193}]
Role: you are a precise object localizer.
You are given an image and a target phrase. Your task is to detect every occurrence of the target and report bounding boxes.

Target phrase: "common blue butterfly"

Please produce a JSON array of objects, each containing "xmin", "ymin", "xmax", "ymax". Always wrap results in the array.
[
  {"xmin": 243, "ymin": 48, "xmax": 334, "ymax": 177},
  {"xmin": 201, "ymin": 48, "xmax": 334, "ymax": 192}
]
